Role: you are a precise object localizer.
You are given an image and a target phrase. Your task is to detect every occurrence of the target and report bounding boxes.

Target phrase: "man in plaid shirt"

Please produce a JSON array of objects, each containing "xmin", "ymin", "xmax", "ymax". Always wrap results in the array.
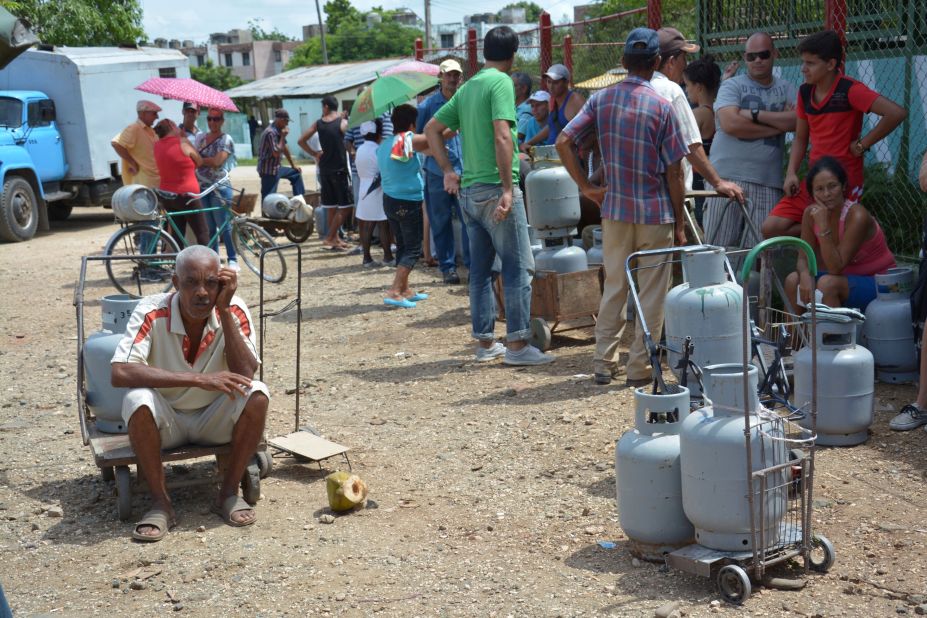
[{"xmin": 557, "ymin": 27, "xmax": 689, "ymax": 386}]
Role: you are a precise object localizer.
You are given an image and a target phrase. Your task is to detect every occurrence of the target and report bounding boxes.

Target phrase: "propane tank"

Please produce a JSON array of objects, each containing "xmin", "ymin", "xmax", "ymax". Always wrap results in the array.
[
  {"xmin": 680, "ymin": 364, "xmax": 788, "ymax": 551},
  {"xmin": 524, "ymin": 165, "xmax": 581, "ymax": 239},
  {"xmin": 111, "ymin": 184, "xmax": 158, "ymax": 221},
  {"xmin": 616, "ymin": 386, "xmax": 693, "ymax": 561},
  {"xmin": 262, "ymin": 192, "xmax": 293, "ymax": 219},
  {"xmin": 863, "ymin": 267, "xmax": 917, "ymax": 383},
  {"xmin": 664, "ymin": 247, "xmax": 747, "ymax": 396},
  {"xmin": 535, "ymin": 237, "xmax": 588, "ymax": 274},
  {"xmin": 527, "ymin": 225, "xmax": 543, "ymax": 257},
  {"xmin": 586, "ymin": 227, "xmax": 604, "ymax": 268},
  {"xmin": 794, "ymin": 311, "xmax": 874, "ymax": 446},
  {"xmin": 83, "ymin": 295, "xmax": 140, "ymax": 433}
]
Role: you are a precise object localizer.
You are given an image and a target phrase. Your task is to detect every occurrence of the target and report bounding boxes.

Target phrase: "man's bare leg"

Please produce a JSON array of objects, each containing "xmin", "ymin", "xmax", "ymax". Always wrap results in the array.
[
  {"xmin": 215, "ymin": 393, "xmax": 268, "ymax": 525},
  {"xmin": 387, "ymin": 266, "xmax": 412, "ymax": 301},
  {"xmin": 323, "ymin": 208, "xmax": 347, "ymax": 248},
  {"xmin": 127, "ymin": 407, "xmax": 173, "ymax": 538}
]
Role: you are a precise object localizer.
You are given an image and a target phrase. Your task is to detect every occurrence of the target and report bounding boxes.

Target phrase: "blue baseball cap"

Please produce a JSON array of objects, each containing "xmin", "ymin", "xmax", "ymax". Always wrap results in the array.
[{"xmin": 625, "ymin": 27, "xmax": 660, "ymax": 57}]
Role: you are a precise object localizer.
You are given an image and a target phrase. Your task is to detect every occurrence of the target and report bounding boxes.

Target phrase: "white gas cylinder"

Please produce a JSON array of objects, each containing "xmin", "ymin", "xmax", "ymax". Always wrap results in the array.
[
  {"xmin": 863, "ymin": 267, "xmax": 917, "ymax": 383},
  {"xmin": 83, "ymin": 295, "xmax": 140, "ymax": 433}
]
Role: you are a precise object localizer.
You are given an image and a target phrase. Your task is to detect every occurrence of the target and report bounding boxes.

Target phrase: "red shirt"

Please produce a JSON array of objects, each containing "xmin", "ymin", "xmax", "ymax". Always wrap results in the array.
[
  {"xmin": 154, "ymin": 136, "xmax": 199, "ymax": 194},
  {"xmin": 796, "ymin": 75, "xmax": 880, "ymax": 187}
]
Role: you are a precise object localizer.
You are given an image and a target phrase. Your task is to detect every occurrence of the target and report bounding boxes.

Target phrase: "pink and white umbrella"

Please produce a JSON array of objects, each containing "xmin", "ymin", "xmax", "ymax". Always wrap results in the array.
[
  {"xmin": 135, "ymin": 77, "xmax": 239, "ymax": 112},
  {"xmin": 382, "ymin": 60, "xmax": 440, "ymax": 77}
]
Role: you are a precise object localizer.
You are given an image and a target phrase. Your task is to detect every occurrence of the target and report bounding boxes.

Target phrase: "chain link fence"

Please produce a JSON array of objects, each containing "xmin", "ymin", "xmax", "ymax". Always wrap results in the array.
[{"xmin": 698, "ymin": 0, "xmax": 927, "ymax": 260}]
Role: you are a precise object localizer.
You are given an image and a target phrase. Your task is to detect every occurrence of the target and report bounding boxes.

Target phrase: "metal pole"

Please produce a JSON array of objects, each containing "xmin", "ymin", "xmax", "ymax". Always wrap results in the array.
[
  {"xmin": 467, "ymin": 28, "xmax": 478, "ymax": 76},
  {"xmin": 314, "ymin": 0, "xmax": 329, "ymax": 64},
  {"xmin": 563, "ymin": 35, "xmax": 573, "ymax": 78},
  {"xmin": 540, "ymin": 12, "xmax": 552, "ymax": 77},
  {"xmin": 424, "ymin": 0, "xmax": 431, "ymax": 53},
  {"xmin": 648, "ymin": 0, "xmax": 662, "ymax": 30}
]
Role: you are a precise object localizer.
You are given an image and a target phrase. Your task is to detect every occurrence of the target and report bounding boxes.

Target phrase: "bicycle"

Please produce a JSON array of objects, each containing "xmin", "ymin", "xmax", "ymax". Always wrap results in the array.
[{"xmin": 103, "ymin": 172, "xmax": 287, "ymax": 296}]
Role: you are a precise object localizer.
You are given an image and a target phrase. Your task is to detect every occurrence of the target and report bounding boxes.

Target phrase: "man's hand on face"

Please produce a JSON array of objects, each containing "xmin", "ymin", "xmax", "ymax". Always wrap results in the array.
[
  {"xmin": 281, "ymin": 126, "xmax": 289, "ymax": 138},
  {"xmin": 215, "ymin": 267, "xmax": 237, "ymax": 310},
  {"xmin": 197, "ymin": 371, "xmax": 252, "ymax": 399}
]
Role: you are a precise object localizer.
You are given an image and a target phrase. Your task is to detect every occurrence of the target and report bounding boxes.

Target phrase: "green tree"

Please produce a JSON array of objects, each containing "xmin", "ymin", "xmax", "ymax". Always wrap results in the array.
[
  {"xmin": 323, "ymin": 0, "xmax": 362, "ymax": 35},
  {"xmin": 288, "ymin": 16, "xmax": 422, "ymax": 67},
  {"xmin": 191, "ymin": 60, "xmax": 244, "ymax": 91},
  {"xmin": 589, "ymin": 0, "xmax": 695, "ymax": 40},
  {"xmin": 247, "ymin": 18, "xmax": 294, "ymax": 42},
  {"xmin": 497, "ymin": 2, "xmax": 543, "ymax": 23},
  {"xmin": 2, "ymin": 0, "xmax": 145, "ymax": 46}
]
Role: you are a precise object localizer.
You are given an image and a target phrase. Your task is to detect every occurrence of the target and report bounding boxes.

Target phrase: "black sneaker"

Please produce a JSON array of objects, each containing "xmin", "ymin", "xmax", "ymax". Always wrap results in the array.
[{"xmin": 444, "ymin": 270, "xmax": 461, "ymax": 284}]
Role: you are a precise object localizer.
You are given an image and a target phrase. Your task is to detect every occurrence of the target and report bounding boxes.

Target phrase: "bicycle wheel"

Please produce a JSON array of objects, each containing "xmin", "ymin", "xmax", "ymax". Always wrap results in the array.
[
  {"xmin": 233, "ymin": 221, "xmax": 286, "ymax": 283},
  {"xmin": 104, "ymin": 224, "xmax": 180, "ymax": 297}
]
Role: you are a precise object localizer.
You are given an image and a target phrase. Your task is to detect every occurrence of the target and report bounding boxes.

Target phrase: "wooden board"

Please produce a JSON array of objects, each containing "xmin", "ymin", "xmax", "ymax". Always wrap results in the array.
[
  {"xmin": 531, "ymin": 268, "xmax": 602, "ymax": 321},
  {"xmin": 268, "ymin": 432, "xmax": 349, "ymax": 462}
]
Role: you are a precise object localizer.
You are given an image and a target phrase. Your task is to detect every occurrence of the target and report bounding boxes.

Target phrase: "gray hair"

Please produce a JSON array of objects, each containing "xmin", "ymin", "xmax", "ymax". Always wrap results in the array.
[
  {"xmin": 174, "ymin": 245, "xmax": 220, "ymax": 276},
  {"xmin": 511, "ymin": 71, "xmax": 532, "ymax": 92}
]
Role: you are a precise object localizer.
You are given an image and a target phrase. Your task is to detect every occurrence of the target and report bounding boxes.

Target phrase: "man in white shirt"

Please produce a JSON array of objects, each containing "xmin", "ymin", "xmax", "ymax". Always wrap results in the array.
[{"xmin": 652, "ymin": 27, "xmax": 744, "ymax": 204}]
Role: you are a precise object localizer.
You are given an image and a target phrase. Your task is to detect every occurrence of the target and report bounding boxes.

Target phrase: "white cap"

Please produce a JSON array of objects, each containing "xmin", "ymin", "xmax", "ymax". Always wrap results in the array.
[
  {"xmin": 359, "ymin": 120, "xmax": 377, "ymax": 135},
  {"xmin": 136, "ymin": 99, "xmax": 162, "ymax": 113},
  {"xmin": 439, "ymin": 59, "xmax": 463, "ymax": 74},
  {"xmin": 544, "ymin": 63, "xmax": 570, "ymax": 81},
  {"xmin": 528, "ymin": 91, "xmax": 551, "ymax": 103}
]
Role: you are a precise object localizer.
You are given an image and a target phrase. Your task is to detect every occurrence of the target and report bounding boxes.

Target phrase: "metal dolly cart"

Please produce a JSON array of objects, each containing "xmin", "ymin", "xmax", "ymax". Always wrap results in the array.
[
  {"xmin": 660, "ymin": 238, "xmax": 835, "ymax": 604},
  {"xmin": 74, "ymin": 254, "xmax": 272, "ymax": 521}
]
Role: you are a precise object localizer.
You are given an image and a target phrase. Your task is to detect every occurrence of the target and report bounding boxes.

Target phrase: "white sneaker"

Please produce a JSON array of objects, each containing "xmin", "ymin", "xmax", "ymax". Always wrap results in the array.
[
  {"xmin": 227, "ymin": 259, "xmax": 241, "ymax": 272},
  {"xmin": 889, "ymin": 404, "xmax": 927, "ymax": 431},
  {"xmin": 503, "ymin": 344, "xmax": 555, "ymax": 366},
  {"xmin": 475, "ymin": 341, "xmax": 506, "ymax": 362}
]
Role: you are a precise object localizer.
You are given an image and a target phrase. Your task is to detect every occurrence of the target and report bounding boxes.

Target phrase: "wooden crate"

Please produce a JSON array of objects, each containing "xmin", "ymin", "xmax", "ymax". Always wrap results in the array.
[
  {"xmin": 233, "ymin": 193, "xmax": 257, "ymax": 215},
  {"xmin": 531, "ymin": 268, "xmax": 602, "ymax": 321}
]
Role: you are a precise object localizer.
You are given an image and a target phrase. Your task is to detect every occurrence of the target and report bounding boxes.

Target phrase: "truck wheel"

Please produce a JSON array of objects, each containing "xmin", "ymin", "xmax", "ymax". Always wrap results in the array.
[
  {"xmin": 48, "ymin": 203, "xmax": 73, "ymax": 221},
  {"xmin": 0, "ymin": 176, "xmax": 39, "ymax": 242}
]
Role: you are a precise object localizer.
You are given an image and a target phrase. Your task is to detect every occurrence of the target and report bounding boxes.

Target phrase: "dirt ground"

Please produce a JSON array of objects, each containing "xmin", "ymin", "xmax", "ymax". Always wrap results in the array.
[{"xmin": 1, "ymin": 191, "xmax": 926, "ymax": 617}]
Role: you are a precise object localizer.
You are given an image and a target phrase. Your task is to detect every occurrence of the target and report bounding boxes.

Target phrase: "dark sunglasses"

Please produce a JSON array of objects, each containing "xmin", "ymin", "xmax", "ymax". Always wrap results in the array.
[
  {"xmin": 207, "ymin": 116, "xmax": 223, "ymax": 121},
  {"xmin": 745, "ymin": 50, "xmax": 772, "ymax": 62}
]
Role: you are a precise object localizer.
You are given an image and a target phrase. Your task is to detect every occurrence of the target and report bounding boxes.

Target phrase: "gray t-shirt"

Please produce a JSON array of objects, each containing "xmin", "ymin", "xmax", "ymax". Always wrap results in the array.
[{"xmin": 710, "ymin": 74, "xmax": 797, "ymax": 188}]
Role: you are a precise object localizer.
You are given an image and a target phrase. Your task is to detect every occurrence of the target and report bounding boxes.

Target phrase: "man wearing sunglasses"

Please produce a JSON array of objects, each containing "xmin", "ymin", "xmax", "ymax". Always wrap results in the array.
[{"xmin": 703, "ymin": 33, "xmax": 797, "ymax": 249}]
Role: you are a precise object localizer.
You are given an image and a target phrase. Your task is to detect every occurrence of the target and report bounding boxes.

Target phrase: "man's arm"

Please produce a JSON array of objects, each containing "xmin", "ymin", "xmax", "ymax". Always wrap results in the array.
[
  {"xmin": 685, "ymin": 143, "xmax": 745, "ymax": 203},
  {"xmin": 852, "ymin": 95, "xmax": 907, "ymax": 156},
  {"xmin": 424, "ymin": 116, "xmax": 458, "ymax": 195},
  {"xmin": 666, "ymin": 160, "xmax": 686, "ymax": 245},
  {"xmin": 111, "ymin": 142, "xmax": 138, "ymax": 175},
  {"xmin": 523, "ymin": 125, "xmax": 549, "ymax": 148},
  {"xmin": 783, "ymin": 117, "xmax": 809, "ymax": 195},
  {"xmin": 491, "ymin": 119, "xmax": 515, "ymax": 222},
  {"xmin": 735, "ymin": 107, "xmax": 797, "ymax": 133},
  {"xmin": 718, "ymin": 106, "xmax": 789, "ymax": 139},
  {"xmin": 279, "ymin": 128, "xmax": 300, "ymax": 170},
  {"xmin": 111, "ymin": 363, "xmax": 252, "ymax": 398},
  {"xmin": 556, "ymin": 131, "xmax": 604, "ymax": 205}
]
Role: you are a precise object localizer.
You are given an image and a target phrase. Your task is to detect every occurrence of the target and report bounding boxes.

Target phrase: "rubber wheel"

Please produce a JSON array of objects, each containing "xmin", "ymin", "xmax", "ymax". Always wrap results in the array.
[
  {"xmin": 256, "ymin": 450, "xmax": 273, "ymax": 479},
  {"xmin": 809, "ymin": 534, "xmax": 836, "ymax": 573},
  {"xmin": 233, "ymin": 221, "xmax": 286, "ymax": 283},
  {"xmin": 0, "ymin": 176, "xmax": 39, "ymax": 242},
  {"xmin": 115, "ymin": 466, "xmax": 132, "ymax": 521},
  {"xmin": 101, "ymin": 466, "xmax": 115, "ymax": 482},
  {"xmin": 48, "ymin": 203, "xmax": 73, "ymax": 221},
  {"xmin": 241, "ymin": 459, "xmax": 262, "ymax": 505},
  {"xmin": 285, "ymin": 220, "xmax": 313, "ymax": 243},
  {"xmin": 104, "ymin": 224, "xmax": 180, "ymax": 297},
  {"xmin": 529, "ymin": 317, "xmax": 552, "ymax": 351},
  {"xmin": 717, "ymin": 564, "xmax": 751, "ymax": 605}
]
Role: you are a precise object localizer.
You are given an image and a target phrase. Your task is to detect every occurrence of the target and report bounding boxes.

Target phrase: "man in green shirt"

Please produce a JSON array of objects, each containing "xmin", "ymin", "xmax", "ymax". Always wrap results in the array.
[{"xmin": 425, "ymin": 26, "xmax": 554, "ymax": 366}]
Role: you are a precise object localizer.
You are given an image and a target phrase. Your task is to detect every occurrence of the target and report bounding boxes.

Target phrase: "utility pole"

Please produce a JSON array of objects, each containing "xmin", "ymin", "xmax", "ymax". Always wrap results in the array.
[
  {"xmin": 314, "ymin": 0, "xmax": 329, "ymax": 64},
  {"xmin": 423, "ymin": 0, "xmax": 431, "ymax": 51}
]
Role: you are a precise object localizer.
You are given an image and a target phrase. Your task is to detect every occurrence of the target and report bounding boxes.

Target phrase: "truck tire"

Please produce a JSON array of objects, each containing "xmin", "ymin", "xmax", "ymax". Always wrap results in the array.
[
  {"xmin": 48, "ymin": 203, "xmax": 73, "ymax": 221},
  {"xmin": 0, "ymin": 176, "xmax": 39, "ymax": 242}
]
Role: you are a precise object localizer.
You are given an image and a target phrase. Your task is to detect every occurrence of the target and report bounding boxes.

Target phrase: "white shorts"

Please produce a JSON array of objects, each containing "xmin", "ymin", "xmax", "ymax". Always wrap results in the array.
[{"xmin": 121, "ymin": 381, "xmax": 270, "ymax": 450}]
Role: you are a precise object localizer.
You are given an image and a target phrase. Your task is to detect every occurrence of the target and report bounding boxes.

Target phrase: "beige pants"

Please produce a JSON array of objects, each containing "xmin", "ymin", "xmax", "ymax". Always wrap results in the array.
[
  {"xmin": 595, "ymin": 220, "xmax": 673, "ymax": 380},
  {"xmin": 122, "ymin": 381, "xmax": 270, "ymax": 450}
]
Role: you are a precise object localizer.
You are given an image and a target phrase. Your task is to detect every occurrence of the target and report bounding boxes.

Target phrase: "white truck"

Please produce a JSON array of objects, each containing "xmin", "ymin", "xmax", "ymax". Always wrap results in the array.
[{"xmin": 0, "ymin": 45, "xmax": 190, "ymax": 241}]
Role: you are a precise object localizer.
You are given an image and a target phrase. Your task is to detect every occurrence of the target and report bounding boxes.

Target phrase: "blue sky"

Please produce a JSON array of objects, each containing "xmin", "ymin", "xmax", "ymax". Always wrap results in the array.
[{"xmin": 142, "ymin": 0, "xmax": 581, "ymax": 43}]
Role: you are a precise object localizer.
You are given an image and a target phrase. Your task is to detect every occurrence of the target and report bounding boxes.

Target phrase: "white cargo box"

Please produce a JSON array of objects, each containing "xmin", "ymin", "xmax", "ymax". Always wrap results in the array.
[{"xmin": 0, "ymin": 46, "xmax": 190, "ymax": 182}]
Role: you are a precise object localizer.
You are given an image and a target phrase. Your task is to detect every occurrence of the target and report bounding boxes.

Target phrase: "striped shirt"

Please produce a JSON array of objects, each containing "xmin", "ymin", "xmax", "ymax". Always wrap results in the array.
[
  {"xmin": 257, "ymin": 125, "xmax": 283, "ymax": 177},
  {"xmin": 111, "ymin": 292, "xmax": 259, "ymax": 411},
  {"xmin": 561, "ymin": 75, "xmax": 688, "ymax": 224}
]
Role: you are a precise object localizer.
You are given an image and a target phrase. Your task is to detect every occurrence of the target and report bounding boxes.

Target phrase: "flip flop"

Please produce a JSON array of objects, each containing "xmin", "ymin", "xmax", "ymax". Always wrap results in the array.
[
  {"xmin": 383, "ymin": 298, "xmax": 416, "ymax": 309},
  {"xmin": 327, "ymin": 245, "xmax": 347, "ymax": 252},
  {"xmin": 407, "ymin": 292, "xmax": 429, "ymax": 302},
  {"xmin": 211, "ymin": 495, "xmax": 256, "ymax": 527},
  {"xmin": 131, "ymin": 508, "xmax": 176, "ymax": 542}
]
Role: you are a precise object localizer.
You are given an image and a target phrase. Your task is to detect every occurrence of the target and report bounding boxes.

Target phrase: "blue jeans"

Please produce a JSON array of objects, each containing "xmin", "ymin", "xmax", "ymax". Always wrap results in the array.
[
  {"xmin": 460, "ymin": 183, "xmax": 534, "ymax": 342},
  {"xmin": 426, "ymin": 171, "xmax": 470, "ymax": 273},
  {"xmin": 260, "ymin": 166, "xmax": 305, "ymax": 199},
  {"xmin": 202, "ymin": 183, "xmax": 237, "ymax": 261}
]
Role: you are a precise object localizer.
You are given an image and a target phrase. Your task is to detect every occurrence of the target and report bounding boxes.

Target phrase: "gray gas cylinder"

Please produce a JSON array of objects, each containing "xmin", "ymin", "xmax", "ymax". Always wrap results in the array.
[
  {"xmin": 795, "ymin": 313, "xmax": 874, "ymax": 446},
  {"xmin": 680, "ymin": 364, "xmax": 788, "ymax": 551},
  {"xmin": 586, "ymin": 227, "xmax": 604, "ymax": 267},
  {"xmin": 111, "ymin": 184, "xmax": 158, "ymax": 221},
  {"xmin": 524, "ymin": 165, "xmax": 581, "ymax": 239},
  {"xmin": 664, "ymin": 247, "xmax": 747, "ymax": 396},
  {"xmin": 616, "ymin": 386, "xmax": 693, "ymax": 561},
  {"xmin": 262, "ymin": 193, "xmax": 292, "ymax": 219},
  {"xmin": 535, "ymin": 238, "xmax": 588, "ymax": 274},
  {"xmin": 863, "ymin": 267, "xmax": 917, "ymax": 383},
  {"xmin": 527, "ymin": 225, "xmax": 543, "ymax": 257},
  {"xmin": 83, "ymin": 295, "xmax": 140, "ymax": 433}
]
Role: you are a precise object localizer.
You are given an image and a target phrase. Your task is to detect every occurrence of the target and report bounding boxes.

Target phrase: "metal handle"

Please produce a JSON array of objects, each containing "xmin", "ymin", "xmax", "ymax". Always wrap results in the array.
[{"xmin": 739, "ymin": 237, "xmax": 817, "ymax": 282}]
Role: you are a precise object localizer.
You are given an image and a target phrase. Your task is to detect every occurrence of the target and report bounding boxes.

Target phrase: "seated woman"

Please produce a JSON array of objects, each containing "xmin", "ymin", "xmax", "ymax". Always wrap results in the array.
[
  {"xmin": 785, "ymin": 156, "xmax": 895, "ymax": 311},
  {"xmin": 153, "ymin": 119, "xmax": 210, "ymax": 247}
]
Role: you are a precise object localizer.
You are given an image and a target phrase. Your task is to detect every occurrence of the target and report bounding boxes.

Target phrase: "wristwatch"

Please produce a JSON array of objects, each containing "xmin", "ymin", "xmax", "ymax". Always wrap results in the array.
[{"xmin": 751, "ymin": 108, "xmax": 760, "ymax": 124}]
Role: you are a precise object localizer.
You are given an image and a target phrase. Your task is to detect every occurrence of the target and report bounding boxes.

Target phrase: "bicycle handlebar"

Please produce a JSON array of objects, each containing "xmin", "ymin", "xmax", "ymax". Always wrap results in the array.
[{"xmin": 155, "ymin": 170, "xmax": 231, "ymax": 205}]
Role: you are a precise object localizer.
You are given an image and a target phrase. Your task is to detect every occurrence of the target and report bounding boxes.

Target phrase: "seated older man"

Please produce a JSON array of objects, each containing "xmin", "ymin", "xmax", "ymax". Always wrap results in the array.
[{"xmin": 111, "ymin": 245, "xmax": 270, "ymax": 542}]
